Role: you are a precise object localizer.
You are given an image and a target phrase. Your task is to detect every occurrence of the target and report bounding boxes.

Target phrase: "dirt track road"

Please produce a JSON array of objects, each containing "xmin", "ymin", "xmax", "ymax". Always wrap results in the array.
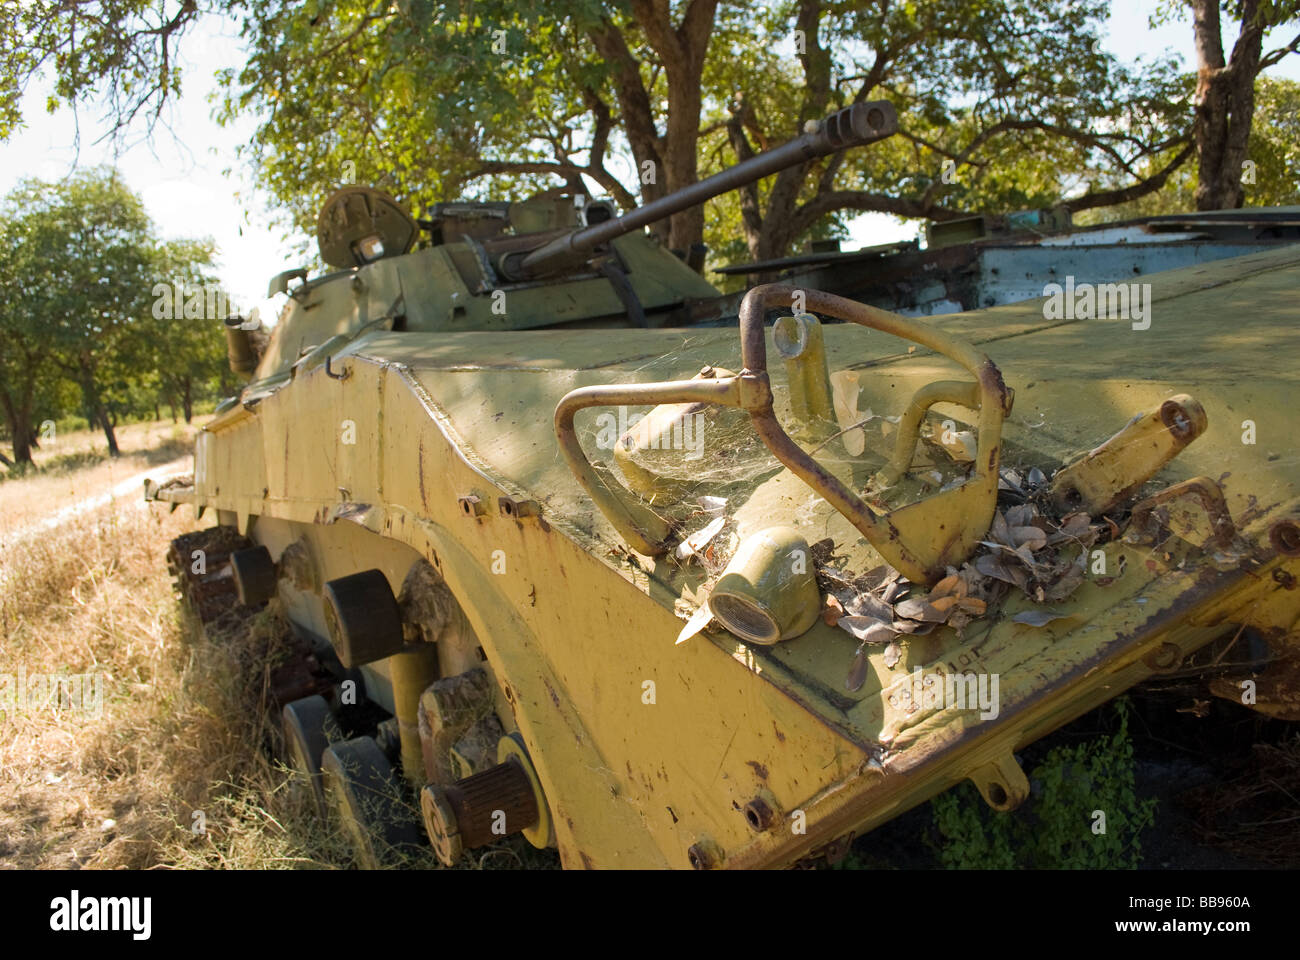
[{"xmin": 0, "ymin": 455, "xmax": 192, "ymax": 543}]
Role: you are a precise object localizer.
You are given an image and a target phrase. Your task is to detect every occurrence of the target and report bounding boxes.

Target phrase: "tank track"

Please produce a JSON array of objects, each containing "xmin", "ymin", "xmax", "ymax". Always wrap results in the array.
[{"xmin": 166, "ymin": 526, "xmax": 336, "ymax": 707}]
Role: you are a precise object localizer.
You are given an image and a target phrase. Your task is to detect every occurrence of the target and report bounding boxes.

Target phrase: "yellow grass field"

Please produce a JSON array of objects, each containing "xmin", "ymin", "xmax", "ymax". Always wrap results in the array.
[{"xmin": 0, "ymin": 421, "xmax": 547, "ymax": 870}]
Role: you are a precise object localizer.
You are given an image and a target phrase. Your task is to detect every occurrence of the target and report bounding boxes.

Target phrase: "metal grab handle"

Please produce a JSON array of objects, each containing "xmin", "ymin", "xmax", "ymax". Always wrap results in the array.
[
  {"xmin": 554, "ymin": 283, "xmax": 1012, "ymax": 583},
  {"xmin": 554, "ymin": 376, "xmax": 749, "ymax": 556},
  {"xmin": 879, "ymin": 379, "xmax": 983, "ymax": 485}
]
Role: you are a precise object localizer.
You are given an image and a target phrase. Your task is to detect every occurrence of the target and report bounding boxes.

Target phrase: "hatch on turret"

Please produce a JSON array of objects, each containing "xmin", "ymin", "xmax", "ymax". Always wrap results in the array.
[{"xmin": 317, "ymin": 186, "xmax": 418, "ymax": 269}]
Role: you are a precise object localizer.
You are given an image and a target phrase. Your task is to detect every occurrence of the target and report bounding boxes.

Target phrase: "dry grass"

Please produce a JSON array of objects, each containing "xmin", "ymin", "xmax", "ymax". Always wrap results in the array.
[
  {"xmin": 0, "ymin": 496, "xmax": 436, "ymax": 869},
  {"xmin": 0, "ymin": 424, "xmax": 553, "ymax": 870},
  {"xmin": 11, "ymin": 418, "xmax": 210, "ymax": 469}
]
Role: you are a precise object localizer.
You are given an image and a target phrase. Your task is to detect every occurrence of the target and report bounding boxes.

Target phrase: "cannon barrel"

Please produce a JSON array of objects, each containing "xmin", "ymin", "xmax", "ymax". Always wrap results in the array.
[{"xmin": 511, "ymin": 101, "xmax": 899, "ymax": 280}]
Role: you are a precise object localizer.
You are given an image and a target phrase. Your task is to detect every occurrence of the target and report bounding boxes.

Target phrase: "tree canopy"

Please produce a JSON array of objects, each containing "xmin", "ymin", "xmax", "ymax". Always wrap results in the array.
[
  {"xmin": 7, "ymin": 0, "xmax": 1295, "ymax": 274},
  {"xmin": 0, "ymin": 168, "xmax": 230, "ymax": 464}
]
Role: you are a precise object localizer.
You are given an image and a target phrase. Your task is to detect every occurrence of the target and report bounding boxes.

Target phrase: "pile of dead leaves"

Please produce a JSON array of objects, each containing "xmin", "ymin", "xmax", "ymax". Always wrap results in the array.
[{"xmin": 820, "ymin": 498, "xmax": 1111, "ymax": 693}]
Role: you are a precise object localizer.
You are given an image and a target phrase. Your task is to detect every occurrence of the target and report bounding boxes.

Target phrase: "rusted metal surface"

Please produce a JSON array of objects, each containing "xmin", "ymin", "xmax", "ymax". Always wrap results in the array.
[{"xmin": 149, "ymin": 165, "xmax": 1300, "ymax": 872}]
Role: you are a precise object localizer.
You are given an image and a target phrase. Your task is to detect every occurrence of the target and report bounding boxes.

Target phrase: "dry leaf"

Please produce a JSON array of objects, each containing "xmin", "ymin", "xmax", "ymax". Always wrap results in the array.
[
  {"xmin": 838, "ymin": 616, "xmax": 895, "ymax": 644},
  {"xmin": 846, "ymin": 592, "xmax": 894, "ymax": 621},
  {"xmin": 676, "ymin": 604, "xmax": 714, "ymax": 644},
  {"xmin": 810, "ymin": 538, "xmax": 838, "ymax": 565},
  {"xmin": 1048, "ymin": 511, "xmax": 1094, "ymax": 545},
  {"xmin": 891, "ymin": 618, "xmax": 937, "ymax": 635},
  {"xmin": 881, "ymin": 578, "xmax": 907, "ymax": 603},
  {"xmin": 822, "ymin": 594, "xmax": 844, "ymax": 626},
  {"xmin": 830, "ymin": 371, "xmax": 867, "ymax": 457},
  {"xmin": 1013, "ymin": 544, "xmax": 1039, "ymax": 567},
  {"xmin": 931, "ymin": 573, "xmax": 963, "ymax": 597},
  {"xmin": 1012, "ymin": 609, "xmax": 1071, "ymax": 627},
  {"xmin": 1042, "ymin": 563, "xmax": 1086, "ymax": 602},
  {"xmin": 938, "ymin": 429, "xmax": 977, "ymax": 462},
  {"xmin": 845, "ymin": 645, "xmax": 870, "ymax": 692},
  {"xmin": 1059, "ymin": 512, "xmax": 1091, "ymax": 536},
  {"xmin": 1010, "ymin": 526, "xmax": 1048, "ymax": 551},
  {"xmin": 894, "ymin": 597, "xmax": 949, "ymax": 622},
  {"xmin": 883, "ymin": 641, "xmax": 902, "ymax": 667},
  {"xmin": 929, "ymin": 594, "xmax": 960, "ymax": 614},
  {"xmin": 858, "ymin": 565, "xmax": 894, "ymax": 592},
  {"xmin": 989, "ymin": 510, "xmax": 1012, "ymax": 545},
  {"xmin": 675, "ymin": 516, "xmax": 725, "ymax": 560},
  {"xmin": 1005, "ymin": 504, "xmax": 1035, "ymax": 527}
]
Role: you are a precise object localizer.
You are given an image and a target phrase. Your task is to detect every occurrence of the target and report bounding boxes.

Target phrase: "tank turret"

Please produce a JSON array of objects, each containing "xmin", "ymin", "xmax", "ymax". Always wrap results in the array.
[{"xmin": 257, "ymin": 102, "xmax": 900, "ymax": 368}]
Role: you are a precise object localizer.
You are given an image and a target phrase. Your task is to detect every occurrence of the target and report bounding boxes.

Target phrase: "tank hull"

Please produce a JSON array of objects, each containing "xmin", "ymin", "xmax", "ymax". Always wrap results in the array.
[{"xmin": 152, "ymin": 244, "xmax": 1300, "ymax": 868}]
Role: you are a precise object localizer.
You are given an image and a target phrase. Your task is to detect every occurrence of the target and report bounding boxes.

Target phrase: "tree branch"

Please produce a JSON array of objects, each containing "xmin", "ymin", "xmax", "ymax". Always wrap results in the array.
[
  {"xmin": 1259, "ymin": 30, "xmax": 1300, "ymax": 70},
  {"xmin": 788, "ymin": 190, "xmax": 965, "ymax": 238},
  {"xmin": 1062, "ymin": 142, "xmax": 1195, "ymax": 212}
]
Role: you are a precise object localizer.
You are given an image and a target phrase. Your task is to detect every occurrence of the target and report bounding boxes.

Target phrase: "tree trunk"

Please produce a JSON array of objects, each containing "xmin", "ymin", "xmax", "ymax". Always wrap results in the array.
[
  {"xmin": 182, "ymin": 378, "xmax": 193, "ymax": 423},
  {"xmin": 99, "ymin": 406, "xmax": 121, "ymax": 457},
  {"xmin": 596, "ymin": 0, "xmax": 718, "ymax": 255},
  {"xmin": 1191, "ymin": 0, "xmax": 1265, "ymax": 210},
  {"xmin": 0, "ymin": 387, "xmax": 34, "ymax": 465},
  {"xmin": 78, "ymin": 364, "xmax": 120, "ymax": 458}
]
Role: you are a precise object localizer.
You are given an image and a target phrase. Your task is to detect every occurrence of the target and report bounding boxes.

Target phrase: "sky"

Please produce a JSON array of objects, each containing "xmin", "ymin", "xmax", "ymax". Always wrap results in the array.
[{"xmin": 1, "ymin": 2, "xmax": 1298, "ymax": 307}]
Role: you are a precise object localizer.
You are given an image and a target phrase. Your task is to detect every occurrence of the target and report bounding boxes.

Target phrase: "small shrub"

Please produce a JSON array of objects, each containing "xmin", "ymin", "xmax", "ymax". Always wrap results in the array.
[{"xmin": 929, "ymin": 699, "xmax": 1157, "ymax": 869}]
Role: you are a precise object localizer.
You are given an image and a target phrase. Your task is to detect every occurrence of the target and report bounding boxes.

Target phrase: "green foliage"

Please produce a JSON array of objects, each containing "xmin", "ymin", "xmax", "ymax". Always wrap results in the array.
[
  {"xmin": 929, "ymin": 699, "xmax": 1157, "ymax": 869},
  {"xmin": 2, "ymin": 1, "xmax": 1297, "ymax": 274},
  {"xmin": 0, "ymin": 168, "xmax": 230, "ymax": 458},
  {"xmin": 0, "ymin": 1, "xmax": 1206, "ymax": 264},
  {"xmin": 0, "ymin": 0, "xmax": 199, "ymax": 140},
  {"xmin": 1078, "ymin": 76, "xmax": 1300, "ymax": 223}
]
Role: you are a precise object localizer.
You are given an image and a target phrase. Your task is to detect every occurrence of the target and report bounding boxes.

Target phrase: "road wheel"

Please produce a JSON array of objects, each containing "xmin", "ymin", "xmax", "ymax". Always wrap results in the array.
[
  {"xmin": 322, "ymin": 570, "xmax": 405, "ymax": 668},
  {"xmin": 231, "ymin": 544, "xmax": 277, "ymax": 607},
  {"xmin": 322, "ymin": 736, "xmax": 421, "ymax": 867},
  {"xmin": 282, "ymin": 694, "xmax": 341, "ymax": 819}
]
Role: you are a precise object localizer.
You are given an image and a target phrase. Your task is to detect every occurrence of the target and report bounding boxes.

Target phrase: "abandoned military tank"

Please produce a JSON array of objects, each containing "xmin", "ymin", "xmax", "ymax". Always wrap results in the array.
[{"xmin": 147, "ymin": 99, "xmax": 1300, "ymax": 869}]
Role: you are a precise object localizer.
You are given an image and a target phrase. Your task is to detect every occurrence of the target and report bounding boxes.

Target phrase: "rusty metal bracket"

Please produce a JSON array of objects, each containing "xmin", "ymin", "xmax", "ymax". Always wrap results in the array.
[
  {"xmin": 554, "ymin": 284, "xmax": 1011, "ymax": 584},
  {"xmin": 1129, "ymin": 475, "xmax": 1236, "ymax": 551},
  {"xmin": 967, "ymin": 753, "xmax": 1030, "ymax": 812}
]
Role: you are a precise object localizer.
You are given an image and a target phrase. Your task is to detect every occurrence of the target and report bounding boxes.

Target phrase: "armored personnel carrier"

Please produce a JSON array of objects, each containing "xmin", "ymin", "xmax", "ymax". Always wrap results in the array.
[{"xmin": 148, "ymin": 100, "xmax": 1300, "ymax": 869}]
